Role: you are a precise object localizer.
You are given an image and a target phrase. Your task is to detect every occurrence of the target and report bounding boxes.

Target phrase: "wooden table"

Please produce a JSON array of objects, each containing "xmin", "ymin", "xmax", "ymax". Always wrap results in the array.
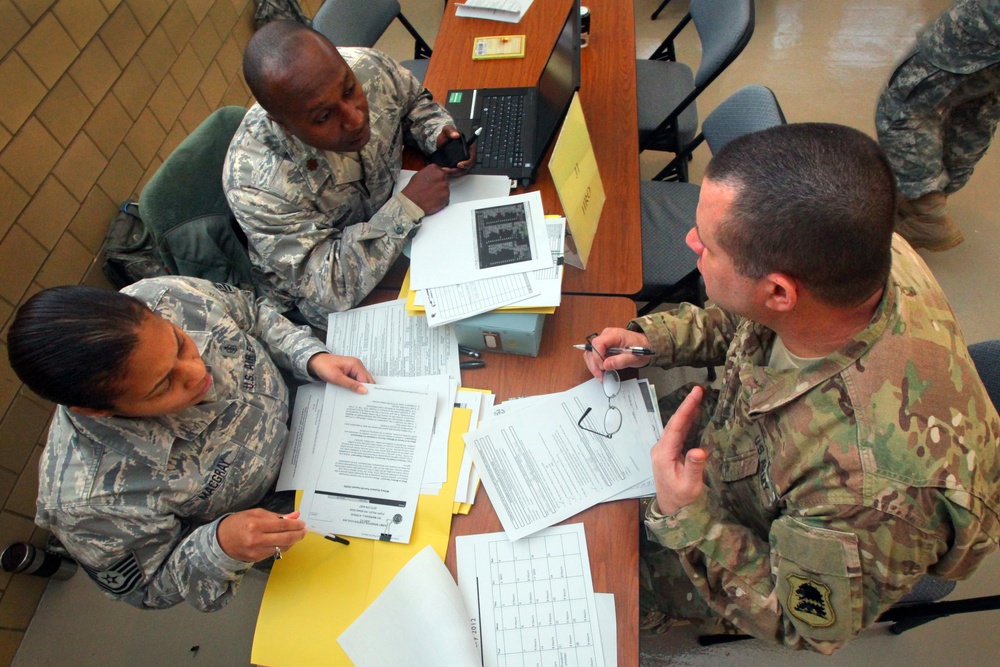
[
  {"xmin": 413, "ymin": 0, "xmax": 642, "ymax": 297},
  {"xmin": 447, "ymin": 295, "xmax": 639, "ymax": 667}
]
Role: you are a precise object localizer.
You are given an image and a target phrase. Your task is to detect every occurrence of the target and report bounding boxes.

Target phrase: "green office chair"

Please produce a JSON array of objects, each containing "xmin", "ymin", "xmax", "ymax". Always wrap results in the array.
[{"xmin": 139, "ymin": 106, "xmax": 255, "ymax": 292}]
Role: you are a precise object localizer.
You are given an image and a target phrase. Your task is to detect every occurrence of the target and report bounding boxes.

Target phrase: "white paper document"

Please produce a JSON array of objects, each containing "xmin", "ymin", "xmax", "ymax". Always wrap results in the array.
[
  {"xmin": 375, "ymin": 375, "xmax": 455, "ymax": 495},
  {"xmin": 456, "ymin": 523, "xmax": 605, "ymax": 667},
  {"xmin": 455, "ymin": 0, "xmax": 536, "ymax": 23},
  {"xmin": 395, "ymin": 170, "xmax": 513, "ymax": 204},
  {"xmin": 454, "ymin": 389, "xmax": 486, "ymax": 504},
  {"xmin": 326, "ymin": 299, "xmax": 460, "ymax": 380},
  {"xmin": 595, "ymin": 594, "xmax": 617, "ymax": 667},
  {"xmin": 420, "ymin": 218, "xmax": 565, "ymax": 326},
  {"xmin": 298, "ymin": 384, "xmax": 436, "ymax": 543},
  {"xmin": 464, "ymin": 378, "xmax": 662, "ymax": 540},
  {"xmin": 423, "ymin": 272, "xmax": 536, "ymax": 327},
  {"xmin": 338, "ymin": 546, "xmax": 480, "ymax": 667},
  {"xmin": 409, "ymin": 191, "xmax": 551, "ymax": 290},
  {"xmin": 275, "ymin": 382, "xmax": 325, "ymax": 492}
]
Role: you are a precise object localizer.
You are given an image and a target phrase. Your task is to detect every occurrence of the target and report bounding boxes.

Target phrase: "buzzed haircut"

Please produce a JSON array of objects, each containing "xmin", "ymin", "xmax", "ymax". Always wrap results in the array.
[
  {"xmin": 243, "ymin": 19, "xmax": 327, "ymax": 111},
  {"xmin": 705, "ymin": 123, "xmax": 897, "ymax": 307}
]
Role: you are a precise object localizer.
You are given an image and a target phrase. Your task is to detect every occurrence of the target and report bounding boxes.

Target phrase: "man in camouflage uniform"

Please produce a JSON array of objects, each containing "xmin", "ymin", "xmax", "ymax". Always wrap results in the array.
[
  {"xmin": 224, "ymin": 20, "xmax": 468, "ymax": 329},
  {"xmin": 875, "ymin": 0, "xmax": 1000, "ymax": 251},
  {"xmin": 584, "ymin": 124, "xmax": 1000, "ymax": 653},
  {"xmin": 10, "ymin": 276, "xmax": 372, "ymax": 611}
]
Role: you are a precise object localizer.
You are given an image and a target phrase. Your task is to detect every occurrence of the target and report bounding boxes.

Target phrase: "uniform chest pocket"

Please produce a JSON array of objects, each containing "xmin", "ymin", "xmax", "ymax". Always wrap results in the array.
[{"xmin": 720, "ymin": 448, "xmax": 759, "ymax": 482}]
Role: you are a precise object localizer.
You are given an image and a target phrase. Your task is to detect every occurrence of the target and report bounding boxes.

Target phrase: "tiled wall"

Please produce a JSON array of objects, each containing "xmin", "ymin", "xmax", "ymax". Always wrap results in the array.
[{"xmin": 0, "ymin": 0, "xmax": 323, "ymax": 663}]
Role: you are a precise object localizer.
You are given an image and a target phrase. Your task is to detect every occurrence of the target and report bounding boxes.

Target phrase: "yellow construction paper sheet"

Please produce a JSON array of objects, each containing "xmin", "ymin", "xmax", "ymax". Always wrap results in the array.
[
  {"xmin": 548, "ymin": 92, "xmax": 606, "ymax": 270},
  {"xmin": 250, "ymin": 409, "xmax": 472, "ymax": 667}
]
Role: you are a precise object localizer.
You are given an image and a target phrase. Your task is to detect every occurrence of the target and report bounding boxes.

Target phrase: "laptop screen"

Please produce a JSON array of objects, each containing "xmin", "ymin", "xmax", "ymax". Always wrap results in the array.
[{"xmin": 534, "ymin": 0, "xmax": 581, "ymax": 162}]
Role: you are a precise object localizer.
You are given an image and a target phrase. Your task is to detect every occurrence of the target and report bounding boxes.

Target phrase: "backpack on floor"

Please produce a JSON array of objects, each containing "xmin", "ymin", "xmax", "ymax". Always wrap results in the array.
[
  {"xmin": 101, "ymin": 201, "xmax": 169, "ymax": 289},
  {"xmin": 254, "ymin": 0, "xmax": 312, "ymax": 29}
]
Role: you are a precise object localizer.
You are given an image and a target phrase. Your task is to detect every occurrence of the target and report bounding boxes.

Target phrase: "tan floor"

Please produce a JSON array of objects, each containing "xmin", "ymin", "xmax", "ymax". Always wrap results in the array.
[{"xmin": 15, "ymin": 1, "xmax": 1000, "ymax": 665}]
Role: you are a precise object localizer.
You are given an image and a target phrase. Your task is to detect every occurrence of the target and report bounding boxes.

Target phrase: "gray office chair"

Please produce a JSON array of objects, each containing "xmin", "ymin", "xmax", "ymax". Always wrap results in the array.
[
  {"xmin": 638, "ymin": 0, "xmax": 755, "ymax": 181},
  {"xmin": 635, "ymin": 84, "xmax": 786, "ymax": 319},
  {"xmin": 700, "ymin": 338, "xmax": 1000, "ymax": 645},
  {"xmin": 313, "ymin": 0, "xmax": 432, "ymax": 83}
]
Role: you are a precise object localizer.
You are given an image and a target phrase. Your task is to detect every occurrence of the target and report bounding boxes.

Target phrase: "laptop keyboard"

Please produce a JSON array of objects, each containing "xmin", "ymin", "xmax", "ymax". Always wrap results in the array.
[{"xmin": 477, "ymin": 94, "xmax": 525, "ymax": 170}]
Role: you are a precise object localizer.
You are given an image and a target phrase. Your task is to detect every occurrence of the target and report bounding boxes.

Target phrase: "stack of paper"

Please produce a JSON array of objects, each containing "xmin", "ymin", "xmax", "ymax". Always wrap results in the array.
[
  {"xmin": 407, "ymin": 190, "xmax": 564, "ymax": 327},
  {"xmin": 452, "ymin": 388, "xmax": 495, "ymax": 514},
  {"xmin": 277, "ymin": 300, "xmax": 467, "ymax": 543},
  {"xmin": 337, "ymin": 525, "xmax": 619, "ymax": 667},
  {"xmin": 463, "ymin": 378, "xmax": 663, "ymax": 541},
  {"xmin": 455, "ymin": 0, "xmax": 536, "ymax": 23}
]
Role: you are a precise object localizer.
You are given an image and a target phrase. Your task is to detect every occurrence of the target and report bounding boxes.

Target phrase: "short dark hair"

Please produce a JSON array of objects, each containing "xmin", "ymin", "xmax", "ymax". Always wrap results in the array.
[
  {"xmin": 704, "ymin": 123, "xmax": 896, "ymax": 307},
  {"xmin": 7, "ymin": 287, "xmax": 151, "ymax": 410},
  {"xmin": 243, "ymin": 19, "xmax": 328, "ymax": 112}
]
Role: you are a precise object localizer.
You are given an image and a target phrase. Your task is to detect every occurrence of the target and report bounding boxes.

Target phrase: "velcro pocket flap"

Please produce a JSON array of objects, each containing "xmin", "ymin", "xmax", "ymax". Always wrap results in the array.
[{"xmin": 770, "ymin": 519, "xmax": 863, "ymax": 648}]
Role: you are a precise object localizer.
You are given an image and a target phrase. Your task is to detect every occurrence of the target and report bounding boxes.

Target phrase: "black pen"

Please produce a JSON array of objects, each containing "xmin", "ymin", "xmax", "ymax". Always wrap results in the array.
[
  {"xmin": 466, "ymin": 127, "xmax": 483, "ymax": 148},
  {"xmin": 573, "ymin": 343, "xmax": 655, "ymax": 356},
  {"xmin": 458, "ymin": 345, "xmax": 481, "ymax": 358},
  {"xmin": 460, "ymin": 360, "xmax": 486, "ymax": 370},
  {"xmin": 324, "ymin": 534, "xmax": 350, "ymax": 546}
]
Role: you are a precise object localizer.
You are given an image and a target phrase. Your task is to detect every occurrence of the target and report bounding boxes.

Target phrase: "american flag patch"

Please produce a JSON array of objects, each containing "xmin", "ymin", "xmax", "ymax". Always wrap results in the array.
[{"xmin": 82, "ymin": 552, "xmax": 144, "ymax": 595}]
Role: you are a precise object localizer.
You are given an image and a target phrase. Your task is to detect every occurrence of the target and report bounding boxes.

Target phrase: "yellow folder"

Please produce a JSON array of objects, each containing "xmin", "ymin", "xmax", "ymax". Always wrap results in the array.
[{"xmin": 250, "ymin": 409, "xmax": 473, "ymax": 667}]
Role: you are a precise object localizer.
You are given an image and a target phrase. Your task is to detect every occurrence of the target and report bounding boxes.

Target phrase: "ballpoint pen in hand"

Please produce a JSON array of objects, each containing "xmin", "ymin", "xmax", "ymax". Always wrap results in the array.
[
  {"xmin": 466, "ymin": 127, "xmax": 483, "ymax": 148},
  {"xmin": 573, "ymin": 343, "xmax": 655, "ymax": 356}
]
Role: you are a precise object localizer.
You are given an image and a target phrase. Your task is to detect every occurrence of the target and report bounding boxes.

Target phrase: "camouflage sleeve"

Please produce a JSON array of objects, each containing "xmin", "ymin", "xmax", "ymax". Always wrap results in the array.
[
  {"xmin": 227, "ymin": 178, "xmax": 418, "ymax": 324},
  {"xmin": 203, "ymin": 282, "xmax": 329, "ymax": 381},
  {"xmin": 644, "ymin": 498, "xmax": 984, "ymax": 653},
  {"xmin": 50, "ymin": 506, "xmax": 249, "ymax": 612},
  {"xmin": 629, "ymin": 303, "xmax": 740, "ymax": 369},
  {"xmin": 372, "ymin": 49, "xmax": 455, "ymax": 154}
]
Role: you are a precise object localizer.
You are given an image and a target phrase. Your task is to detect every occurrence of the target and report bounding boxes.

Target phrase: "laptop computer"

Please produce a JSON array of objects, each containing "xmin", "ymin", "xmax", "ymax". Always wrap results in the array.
[{"xmin": 444, "ymin": 0, "xmax": 581, "ymax": 187}]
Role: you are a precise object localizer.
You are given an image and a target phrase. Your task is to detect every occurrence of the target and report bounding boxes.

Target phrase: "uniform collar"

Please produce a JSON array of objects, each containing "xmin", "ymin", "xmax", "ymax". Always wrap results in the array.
[
  {"xmin": 742, "ymin": 275, "xmax": 898, "ymax": 415},
  {"xmin": 252, "ymin": 106, "xmax": 381, "ymax": 196},
  {"xmin": 64, "ymin": 400, "xmax": 233, "ymax": 471}
]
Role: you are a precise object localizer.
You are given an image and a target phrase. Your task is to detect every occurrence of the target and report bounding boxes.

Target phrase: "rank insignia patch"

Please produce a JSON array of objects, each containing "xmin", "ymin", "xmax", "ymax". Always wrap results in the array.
[
  {"xmin": 787, "ymin": 574, "xmax": 835, "ymax": 627},
  {"xmin": 82, "ymin": 551, "xmax": 144, "ymax": 596}
]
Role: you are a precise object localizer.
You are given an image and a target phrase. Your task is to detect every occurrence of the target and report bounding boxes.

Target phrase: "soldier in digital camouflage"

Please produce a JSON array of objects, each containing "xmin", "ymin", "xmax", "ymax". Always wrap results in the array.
[
  {"xmin": 583, "ymin": 124, "xmax": 1000, "ymax": 653},
  {"xmin": 6, "ymin": 276, "xmax": 374, "ymax": 611},
  {"xmin": 224, "ymin": 20, "xmax": 473, "ymax": 329},
  {"xmin": 876, "ymin": 0, "xmax": 1000, "ymax": 251}
]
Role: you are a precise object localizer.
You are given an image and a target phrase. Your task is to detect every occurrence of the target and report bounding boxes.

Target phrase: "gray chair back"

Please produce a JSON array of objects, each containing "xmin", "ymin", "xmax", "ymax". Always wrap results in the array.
[
  {"xmin": 969, "ymin": 339, "xmax": 1000, "ymax": 409},
  {"xmin": 313, "ymin": 0, "xmax": 398, "ymax": 48},
  {"xmin": 690, "ymin": 0, "xmax": 756, "ymax": 87},
  {"xmin": 702, "ymin": 84, "xmax": 786, "ymax": 153}
]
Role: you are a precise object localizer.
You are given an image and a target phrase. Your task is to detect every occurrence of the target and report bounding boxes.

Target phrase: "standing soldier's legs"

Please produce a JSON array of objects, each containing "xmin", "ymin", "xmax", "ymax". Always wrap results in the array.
[
  {"xmin": 876, "ymin": 55, "xmax": 967, "ymax": 250},
  {"xmin": 876, "ymin": 55, "xmax": 956, "ymax": 198},
  {"xmin": 941, "ymin": 64, "xmax": 1000, "ymax": 193}
]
